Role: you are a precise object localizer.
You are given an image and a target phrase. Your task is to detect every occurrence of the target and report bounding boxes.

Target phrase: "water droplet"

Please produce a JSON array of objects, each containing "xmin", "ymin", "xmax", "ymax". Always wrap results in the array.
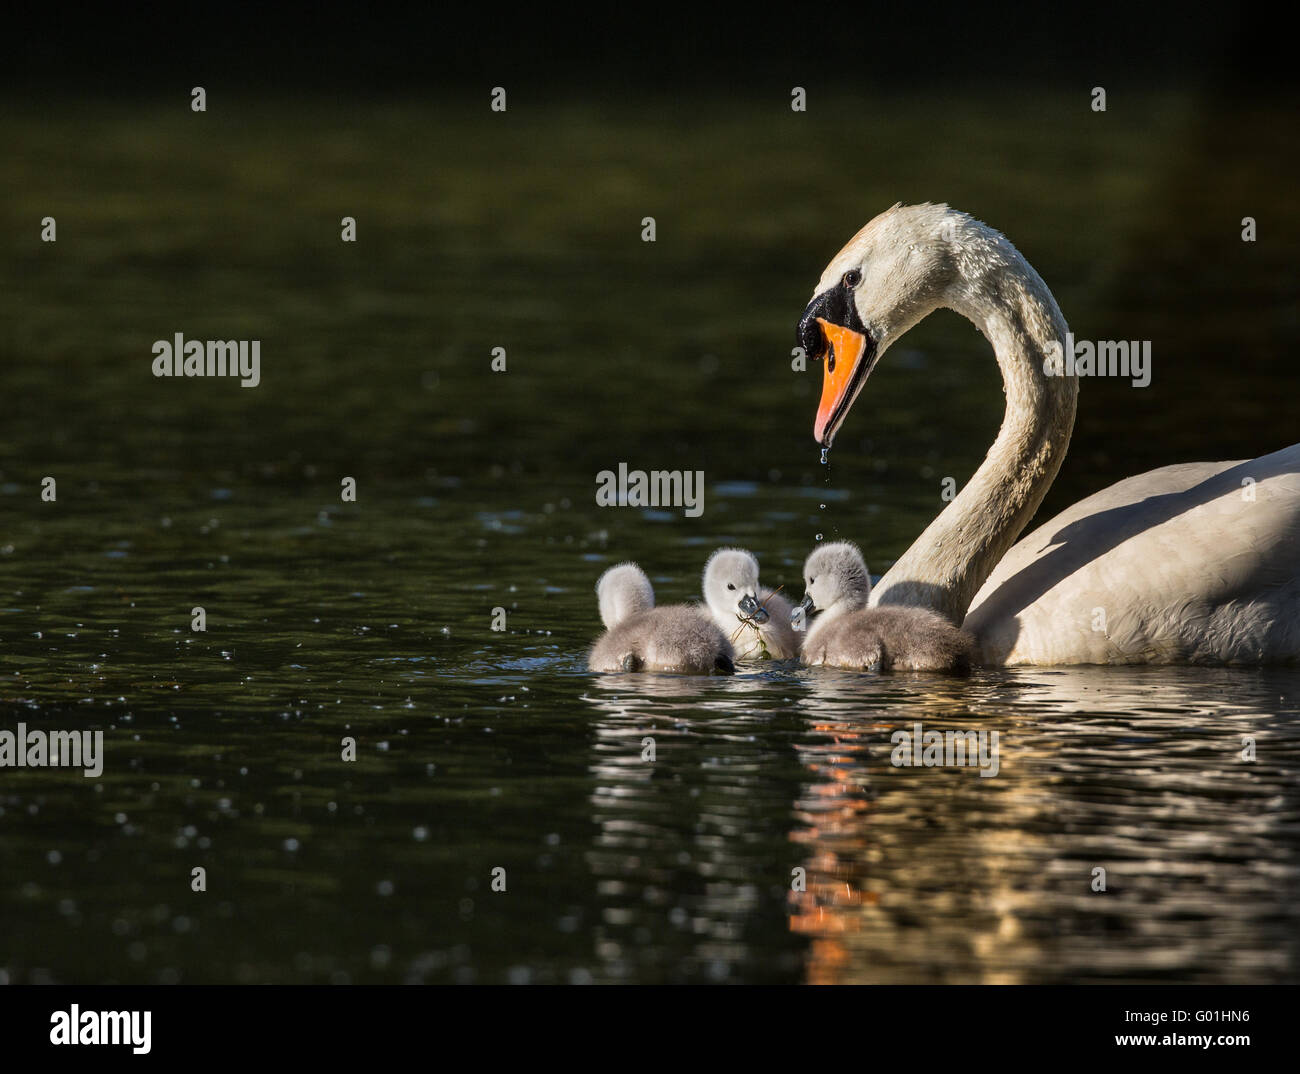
[
  {"xmin": 819, "ymin": 447, "xmax": 829, "ymax": 465},
  {"xmin": 815, "ymin": 533, "xmax": 823, "ymax": 541}
]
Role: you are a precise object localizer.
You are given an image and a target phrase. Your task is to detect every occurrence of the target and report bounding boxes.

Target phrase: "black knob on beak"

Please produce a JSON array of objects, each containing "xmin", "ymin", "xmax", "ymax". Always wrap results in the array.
[
  {"xmin": 797, "ymin": 284, "xmax": 867, "ymax": 364},
  {"xmin": 738, "ymin": 594, "xmax": 769, "ymax": 623},
  {"xmin": 797, "ymin": 302, "xmax": 828, "ymax": 362}
]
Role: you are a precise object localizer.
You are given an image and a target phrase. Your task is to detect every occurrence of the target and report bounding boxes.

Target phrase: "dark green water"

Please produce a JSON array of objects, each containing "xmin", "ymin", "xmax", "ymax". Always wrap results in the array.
[{"xmin": 1, "ymin": 93, "xmax": 1298, "ymax": 983}]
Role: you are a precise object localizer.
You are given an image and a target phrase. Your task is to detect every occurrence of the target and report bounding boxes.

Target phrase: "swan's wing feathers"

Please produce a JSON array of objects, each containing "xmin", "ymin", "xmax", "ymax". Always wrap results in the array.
[{"xmin": 967, "ymin": 444, "xmax": 1300, "ymax": 664}]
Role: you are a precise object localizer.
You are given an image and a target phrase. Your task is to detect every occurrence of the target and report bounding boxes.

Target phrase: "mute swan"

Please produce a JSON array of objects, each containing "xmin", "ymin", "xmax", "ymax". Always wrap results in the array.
[
  {"xmin": 701, "ymin": 547, "xmax": 800, "ymax": 659},
  {"xmin": 589, "ymin": 562, "xmax": 736, "ymax": 674},
  {"xmin": 797, "ymin": 202, "xmax": 1300, "ymax": 665},
  {"xmin": 797, "ymin": 541, "xmax": 973, "ymax": 671}
]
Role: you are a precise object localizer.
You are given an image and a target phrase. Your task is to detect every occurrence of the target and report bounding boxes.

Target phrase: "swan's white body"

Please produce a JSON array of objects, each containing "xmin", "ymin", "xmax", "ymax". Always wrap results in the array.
[
  {"xmin": 966, "ymin": 445, "xmax": 1300, "ymax": 664},
  {"xmin": 800, "ymin": 203, "xmax": 1300, "ymax": 666}
]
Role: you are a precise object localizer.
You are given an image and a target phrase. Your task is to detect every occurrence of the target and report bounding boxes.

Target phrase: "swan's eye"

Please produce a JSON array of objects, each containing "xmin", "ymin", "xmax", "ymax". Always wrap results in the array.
[
  {"xmin": 842, "ymin": 270, "xmax": 862, "ymax": 289},
  {"xmin": 727, "ymin": 583, "xmax": 736, "ymax": 591}
]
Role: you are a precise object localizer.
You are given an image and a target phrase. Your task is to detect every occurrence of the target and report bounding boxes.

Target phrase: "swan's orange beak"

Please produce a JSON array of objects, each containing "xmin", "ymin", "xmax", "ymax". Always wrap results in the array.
[{"xmin": 813, "ymin": 318, "xmax": 869, "ymax": 446}]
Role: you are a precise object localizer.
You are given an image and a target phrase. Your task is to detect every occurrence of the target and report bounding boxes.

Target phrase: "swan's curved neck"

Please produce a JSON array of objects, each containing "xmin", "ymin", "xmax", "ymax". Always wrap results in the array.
[{"xmin": 871, "ymin": 238, "xmax": 1077, "ymax": 622}]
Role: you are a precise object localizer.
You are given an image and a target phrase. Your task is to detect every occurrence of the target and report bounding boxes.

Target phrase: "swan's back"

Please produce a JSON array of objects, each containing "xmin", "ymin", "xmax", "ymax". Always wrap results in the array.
[
  {"xmin": 590, "ymin": 605, "xmax": 736, "ymax": 674},
  {"xmin": 966, "ymin": 443, "xmax": 1300, "ymax": 665},
  {"xmin": 804, "ymin": 606, "xmax": 973, "ymax": 672}
]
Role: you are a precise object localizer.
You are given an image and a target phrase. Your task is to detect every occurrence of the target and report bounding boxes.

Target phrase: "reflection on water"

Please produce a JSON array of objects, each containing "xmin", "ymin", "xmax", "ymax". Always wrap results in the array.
[{"xmin": 578, "ymin": 663, "xmax": 1300, "ymax": 984}]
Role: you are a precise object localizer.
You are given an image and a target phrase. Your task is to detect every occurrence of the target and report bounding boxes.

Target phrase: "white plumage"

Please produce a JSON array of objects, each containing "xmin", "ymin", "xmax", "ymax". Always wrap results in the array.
[{"xmin": 700, "ymin": 547, "xmax": 800, "ymax": 660}]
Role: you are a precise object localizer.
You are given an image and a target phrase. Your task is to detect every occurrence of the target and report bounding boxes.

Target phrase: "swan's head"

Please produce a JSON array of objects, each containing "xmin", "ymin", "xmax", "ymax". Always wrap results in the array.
[
  {"xmin": 798, "ymin": 540, "xmax": 871, "ymax": 617},
  {"xmin": 596, "ymin": 562, "xmax": 655, "ymax": 629},
  {"xmin": 702, "ymin": 547, "xmax": 768, "ymax": 623},
  {"xmin": 797, "ymin": 203, "xmax": 972, "ymax": 447}
]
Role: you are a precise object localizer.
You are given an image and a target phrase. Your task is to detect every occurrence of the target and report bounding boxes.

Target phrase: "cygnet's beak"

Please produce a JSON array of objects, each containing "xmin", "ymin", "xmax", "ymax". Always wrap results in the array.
[
  {"xmin": 738, "ymin": 593, "xmax": 769, "ymax": 623},
  {"xmin": 793, "ymin": 594, "xmax": 815, "ymax": 624}
]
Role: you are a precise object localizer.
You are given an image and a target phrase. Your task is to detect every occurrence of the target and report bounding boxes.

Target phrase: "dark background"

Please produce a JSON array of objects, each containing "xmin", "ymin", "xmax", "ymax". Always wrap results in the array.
[{"xmin": 4, "ymin": 8, "xmax": 1290, "ymax": 96}]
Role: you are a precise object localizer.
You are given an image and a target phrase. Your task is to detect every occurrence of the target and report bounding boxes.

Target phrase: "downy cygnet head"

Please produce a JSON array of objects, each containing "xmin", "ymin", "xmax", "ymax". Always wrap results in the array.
[
  {"xmin": 797, "ymin": 541, "xmax": 871, "ymax": 620},
  {"xmin": 596, "ymin": 562, "xmax": 654, "ymax": 630},
  {"xmin": 702, "ymin": 548, "xmax": 768, "ymax": 624}
]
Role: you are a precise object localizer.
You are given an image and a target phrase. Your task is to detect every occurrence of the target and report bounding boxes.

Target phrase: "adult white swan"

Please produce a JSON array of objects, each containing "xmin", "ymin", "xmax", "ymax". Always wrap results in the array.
[{"xmin": 796, "ymin": 203, "xmax": 1299, "ymax": 665}]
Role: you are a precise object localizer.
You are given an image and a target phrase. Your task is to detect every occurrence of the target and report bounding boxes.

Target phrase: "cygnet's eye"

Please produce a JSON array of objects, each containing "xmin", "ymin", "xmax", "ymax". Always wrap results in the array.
[
  {"xmin": 842, "ymin": 269, "xmax": 862, "ymax": 289},
  {"xmin": 726, "ymin": 583, "xmax": 736, "ymax": 591},
  {"xmin": 808, "ymin": 577, "xmax": 815, "ymax": 586}
]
